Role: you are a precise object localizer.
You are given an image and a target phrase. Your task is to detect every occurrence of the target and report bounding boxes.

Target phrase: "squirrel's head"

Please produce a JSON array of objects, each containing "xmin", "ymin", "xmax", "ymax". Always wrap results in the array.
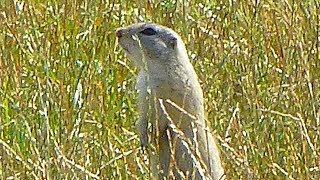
[{"xmin": 116, "ymin": 23, "xmax": 188, "ymax": 68}]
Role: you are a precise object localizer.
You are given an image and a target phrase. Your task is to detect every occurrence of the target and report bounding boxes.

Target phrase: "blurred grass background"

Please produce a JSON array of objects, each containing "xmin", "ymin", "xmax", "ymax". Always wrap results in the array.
[{"xmin": 0, "ymin": 0, "xmax": 319, "ymax": 179}]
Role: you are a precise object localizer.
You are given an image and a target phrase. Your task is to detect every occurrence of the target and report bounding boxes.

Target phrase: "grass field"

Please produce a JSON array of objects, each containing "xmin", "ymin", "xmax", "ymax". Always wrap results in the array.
[{"xmin": 0, "ymin": 0, "xmax": 319, "ymax": 179}]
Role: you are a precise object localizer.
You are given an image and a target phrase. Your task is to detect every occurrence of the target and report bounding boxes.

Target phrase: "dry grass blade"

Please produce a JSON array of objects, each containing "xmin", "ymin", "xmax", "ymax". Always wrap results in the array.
[{"xmin": 0, "ymin": 0, "xmax": 318, "ymax": 179}]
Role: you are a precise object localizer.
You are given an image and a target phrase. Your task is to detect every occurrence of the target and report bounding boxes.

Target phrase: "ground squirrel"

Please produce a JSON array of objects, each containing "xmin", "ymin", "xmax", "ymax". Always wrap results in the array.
[{"xmin": 116, "ymin": 23, "xmax": 224, "ymax": 180}]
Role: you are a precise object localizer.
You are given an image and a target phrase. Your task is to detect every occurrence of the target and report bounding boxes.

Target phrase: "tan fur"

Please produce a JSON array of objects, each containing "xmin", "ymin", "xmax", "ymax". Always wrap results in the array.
[{"xmin": 116, "ymin": 23, "xmax": 224, "ymax": 180}]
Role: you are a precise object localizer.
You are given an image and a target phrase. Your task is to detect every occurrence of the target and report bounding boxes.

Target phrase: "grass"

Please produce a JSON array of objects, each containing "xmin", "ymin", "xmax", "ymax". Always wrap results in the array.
[{"xmin": 0, "ymin": 0, "xmax": 319, "ymax": 179}]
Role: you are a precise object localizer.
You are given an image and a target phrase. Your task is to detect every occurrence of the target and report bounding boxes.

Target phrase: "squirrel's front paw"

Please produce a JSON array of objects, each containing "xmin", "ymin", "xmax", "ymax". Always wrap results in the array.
[
  {"xmin": 136, "ymin": 119, "xmax": 149, "ymax": 147},
  {"xmin": 139, "ymin": 132, "xmax": 149, "ymax": 148}
]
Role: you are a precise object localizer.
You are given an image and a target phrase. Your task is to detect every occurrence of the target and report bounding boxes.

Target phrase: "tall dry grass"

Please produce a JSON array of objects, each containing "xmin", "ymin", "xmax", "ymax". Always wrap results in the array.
[{"xmin": 0, "ymin": 0, "xmax": 319, "ymax": 179}]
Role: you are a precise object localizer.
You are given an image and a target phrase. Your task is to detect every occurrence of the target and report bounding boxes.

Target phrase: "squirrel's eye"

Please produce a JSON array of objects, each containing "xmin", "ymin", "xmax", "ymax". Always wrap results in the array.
[{"xmin": 140, "ymin": 28, "xmax": 157, "ymax": 36}]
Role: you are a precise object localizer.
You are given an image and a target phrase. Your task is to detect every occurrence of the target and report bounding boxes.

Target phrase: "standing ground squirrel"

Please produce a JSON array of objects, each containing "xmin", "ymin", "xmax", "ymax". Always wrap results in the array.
[{"xmin": 116, "ymin": 23, "xmax": 224, "ymax": 180}]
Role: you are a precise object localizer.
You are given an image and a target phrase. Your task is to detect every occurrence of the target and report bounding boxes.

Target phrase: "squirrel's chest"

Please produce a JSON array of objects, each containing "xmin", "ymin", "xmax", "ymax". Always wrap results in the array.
[
  {"xmin": 137, "ymin": 60, "xmax": 200, "ymax": 96},
  {"xmin": 137, "ymin": 73, "xmax": 196, "ymax": 100},
  {"xmin": 151, "ymin": 70, "xmax": 192, "ymax": 92}
]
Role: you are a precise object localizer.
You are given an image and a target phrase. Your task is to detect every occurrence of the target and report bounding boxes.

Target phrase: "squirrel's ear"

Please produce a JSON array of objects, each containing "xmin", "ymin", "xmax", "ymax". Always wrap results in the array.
[{"xmin": 169, "ymin": 36, "xmax": 178, "ymax": 49}]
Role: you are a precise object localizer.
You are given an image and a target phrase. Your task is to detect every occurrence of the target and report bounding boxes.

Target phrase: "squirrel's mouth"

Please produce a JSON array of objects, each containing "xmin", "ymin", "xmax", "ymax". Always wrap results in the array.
[
  {"xmin": 118, "ymin": 39, "xmax": 130, "ymax": 53},
  {"xmin": 119, "ymin": 43, "xmax": 131, "ymax": 54},
  {"xmin": 122, "ymin": 47, "xmax": 130, "ymax": 54}
]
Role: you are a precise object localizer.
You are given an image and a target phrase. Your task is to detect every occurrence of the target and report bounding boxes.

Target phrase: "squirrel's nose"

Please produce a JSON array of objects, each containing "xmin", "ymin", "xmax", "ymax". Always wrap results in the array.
[{"xmin": 116, "ymin": 29, "xmax": 123, "ymax": 38}]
